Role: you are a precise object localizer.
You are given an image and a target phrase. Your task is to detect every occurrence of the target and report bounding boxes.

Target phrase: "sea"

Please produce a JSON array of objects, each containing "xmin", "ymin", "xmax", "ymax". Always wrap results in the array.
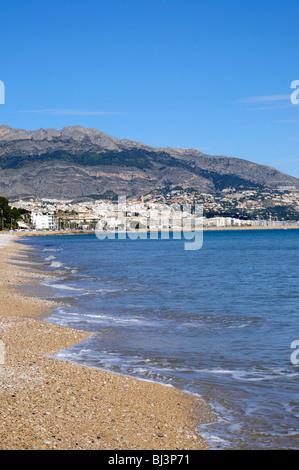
[{"xmin": 18, "ymin": 229, "xmax": 299, "ymax": 450}]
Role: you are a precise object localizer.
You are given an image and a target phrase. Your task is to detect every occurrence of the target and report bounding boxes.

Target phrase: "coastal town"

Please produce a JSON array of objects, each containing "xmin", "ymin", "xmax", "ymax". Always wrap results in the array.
[
  {"xmin": 2, "ymin": 0, "xmax": 299, "ymax": 453},
  {"xmin": 5, "ymin": 186, "xmax": 299, "ymax": 232}
]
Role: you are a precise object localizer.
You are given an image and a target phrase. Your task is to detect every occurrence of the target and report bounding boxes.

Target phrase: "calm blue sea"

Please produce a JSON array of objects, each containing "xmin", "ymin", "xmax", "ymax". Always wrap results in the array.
[{"xmin": 20, "ymin": 229, "xmax": 299, "ymax": 449}]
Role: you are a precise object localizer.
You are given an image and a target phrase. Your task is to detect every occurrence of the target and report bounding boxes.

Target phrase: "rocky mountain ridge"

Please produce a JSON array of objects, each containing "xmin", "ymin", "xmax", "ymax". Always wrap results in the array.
[{"xmin": 0, "ymin": 125, "xmax": 298, "ymax": 201}]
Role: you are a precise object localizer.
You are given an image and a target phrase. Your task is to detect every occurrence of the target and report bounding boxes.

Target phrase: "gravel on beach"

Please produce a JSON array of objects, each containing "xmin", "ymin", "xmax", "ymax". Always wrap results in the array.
[{"xmin": 0, "ymin": 234, "xmax": 215, "ymax": 450}]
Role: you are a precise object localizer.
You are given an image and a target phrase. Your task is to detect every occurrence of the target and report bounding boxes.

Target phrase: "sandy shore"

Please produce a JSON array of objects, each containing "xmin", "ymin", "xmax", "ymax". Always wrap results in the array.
[{"xmin": 0, "ymin": 233, "xmax": 215, "ymax": 450}]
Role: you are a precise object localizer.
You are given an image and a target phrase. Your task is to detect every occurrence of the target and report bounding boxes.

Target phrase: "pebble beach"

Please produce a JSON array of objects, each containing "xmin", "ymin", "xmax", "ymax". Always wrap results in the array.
[{"xmin": 0, "ymin": 233, "xmax": 214, "ymax": 450}]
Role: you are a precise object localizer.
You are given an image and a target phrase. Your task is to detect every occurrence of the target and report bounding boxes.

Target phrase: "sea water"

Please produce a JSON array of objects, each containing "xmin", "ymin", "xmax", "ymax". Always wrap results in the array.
[{"xmin": 20, "ymin": 229, "xmax": 299, "ymax": 449}]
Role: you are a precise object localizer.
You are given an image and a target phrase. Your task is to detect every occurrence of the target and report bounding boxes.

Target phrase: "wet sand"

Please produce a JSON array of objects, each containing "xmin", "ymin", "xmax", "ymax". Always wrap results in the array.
[{"xmin": 0, "ymin": 233, "xmax": 215, "ymax": 450}]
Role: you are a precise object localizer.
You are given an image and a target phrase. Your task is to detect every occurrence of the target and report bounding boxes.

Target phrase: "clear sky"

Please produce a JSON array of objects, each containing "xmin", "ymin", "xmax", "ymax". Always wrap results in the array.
[{"xmin": 0, "ymin": 0, "xmax": 299, "ymax": 177}]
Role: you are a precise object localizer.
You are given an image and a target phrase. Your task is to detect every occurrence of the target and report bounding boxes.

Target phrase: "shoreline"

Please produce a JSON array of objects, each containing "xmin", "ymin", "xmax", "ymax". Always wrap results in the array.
[
  {"xmin": 3, "ymin": 224, "xmax": 299, "ymax": 239},
  {"xmin": 0, "ymin": 234, "xmax": 215, "ymax": 450}
]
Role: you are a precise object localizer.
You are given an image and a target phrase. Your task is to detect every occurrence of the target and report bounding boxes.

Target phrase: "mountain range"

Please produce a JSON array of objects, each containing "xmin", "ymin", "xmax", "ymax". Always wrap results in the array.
[{"xmin": 0, "ymin": 125, "xmax": 298, "ymax": 201}]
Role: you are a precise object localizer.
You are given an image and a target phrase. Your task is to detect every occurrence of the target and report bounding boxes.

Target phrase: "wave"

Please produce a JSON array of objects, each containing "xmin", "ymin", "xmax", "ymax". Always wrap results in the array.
[
  {"xmin": 50, "ymin": 261, "xmax": 63, "ymax": 269},
  {"xmin": 49, "ymin": 284, "xmax": 85, "ymax": 292},
  {"xmin": 43, "ymin": 248, "xmax": 63, "ymax": 252},
  {"xmin": 197, "ymin": 367, "xmax": 299, "ymax": 382},
  {"xmin": 45, "ymin": 255, "xmax": 56, "ymax": 262}
]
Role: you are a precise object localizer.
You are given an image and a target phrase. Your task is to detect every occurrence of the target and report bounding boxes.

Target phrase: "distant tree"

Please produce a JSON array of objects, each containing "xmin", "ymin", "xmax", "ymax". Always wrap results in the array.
[{"xmin": 0, "ymin": 196, "xmax": 29, "ymax": 230}]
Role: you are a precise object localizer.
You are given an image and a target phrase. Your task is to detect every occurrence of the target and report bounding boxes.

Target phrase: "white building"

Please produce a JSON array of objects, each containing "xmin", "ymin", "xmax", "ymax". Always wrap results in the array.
[
  {"xmin": 31, "ymin": 212, "xmax": 56, "ymax": 230},
  {"xmin": 205, "ymin": 217, "xmax": 243, "ymax": 227}
]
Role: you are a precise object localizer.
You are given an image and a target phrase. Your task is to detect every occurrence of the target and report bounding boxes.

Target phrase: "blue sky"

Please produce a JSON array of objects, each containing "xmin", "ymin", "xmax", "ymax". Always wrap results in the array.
[{"xmin": 0, "ymin": 0, "xmax": 299, "ymax": 177}]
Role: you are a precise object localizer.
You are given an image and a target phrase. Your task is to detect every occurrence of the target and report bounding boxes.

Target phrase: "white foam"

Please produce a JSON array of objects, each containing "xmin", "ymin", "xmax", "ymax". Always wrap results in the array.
[
  {"xmin": 43, "ymin": 248, "xmax": 63, "ymax": 252},
  {"xmin": 197, "ymin": 367, "xmax": 299, "ymax": 382},
  {"xmin": 45, "ymin": 255, "xmax": 56, "ymax": 261},
  {"xmin": 49, "ymin": 284, "xmax": 85, "ymax": 292},
  {"xmin": 50, "ymin": 261, "xmax": 63, "ymax": 268}
]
